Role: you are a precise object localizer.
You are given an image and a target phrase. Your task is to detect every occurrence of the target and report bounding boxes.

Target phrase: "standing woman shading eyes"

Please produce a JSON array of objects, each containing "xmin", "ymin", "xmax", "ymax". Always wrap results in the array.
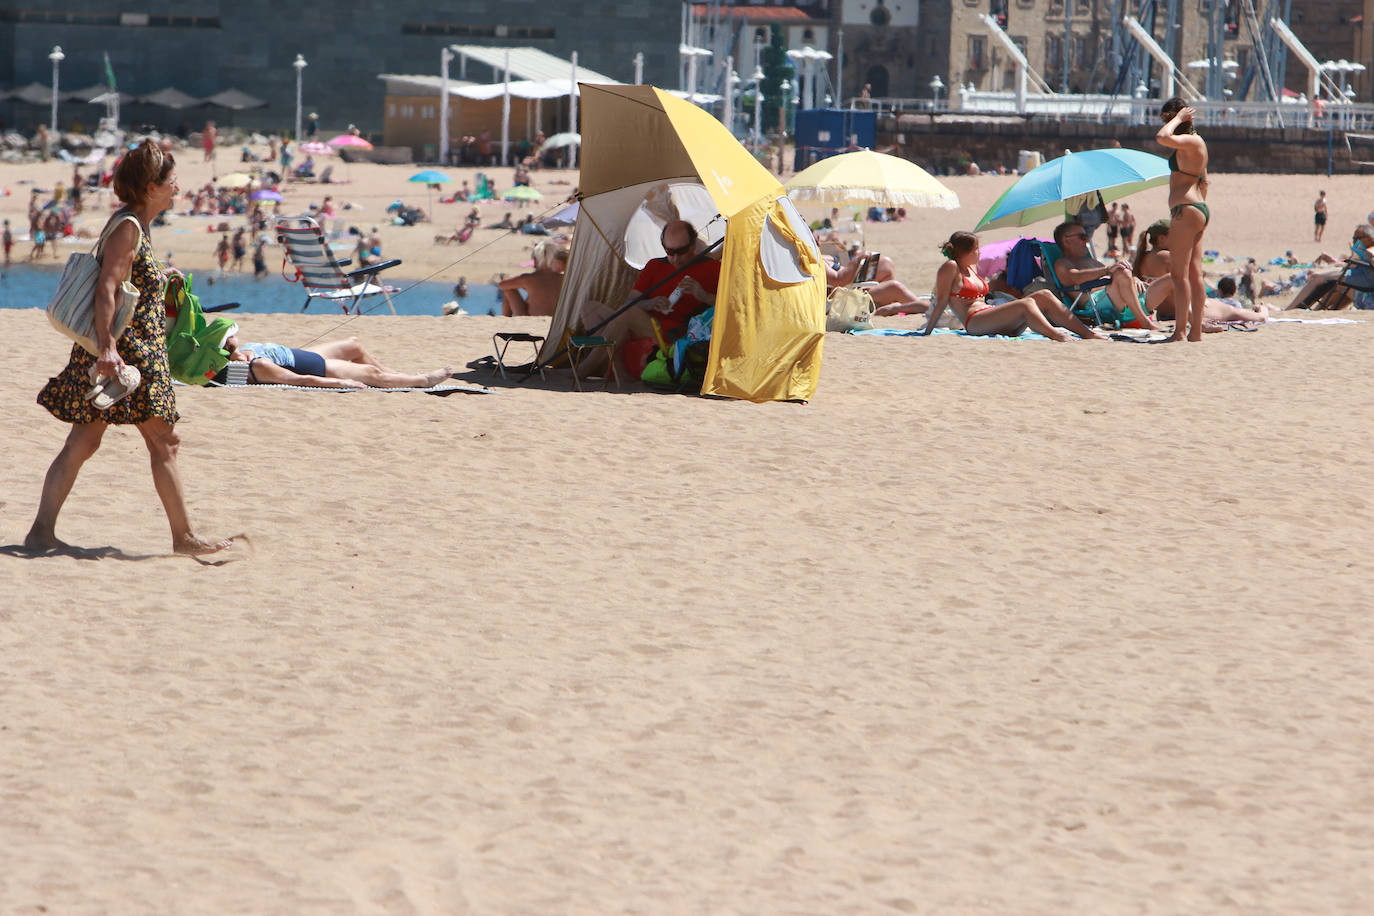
[
  {"xmin": 1156, "ymin": 97, "xmax": 1209, "ymax": 342},
  {"xmin": 27, "ymin": 139, "xmax": 233, "ymax": 557}
]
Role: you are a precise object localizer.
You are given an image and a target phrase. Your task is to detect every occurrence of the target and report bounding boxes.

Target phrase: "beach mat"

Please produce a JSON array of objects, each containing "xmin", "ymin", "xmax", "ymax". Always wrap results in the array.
[{"xmin": 197, "ymin": 381, "xmax": 497, "ymax": 395}]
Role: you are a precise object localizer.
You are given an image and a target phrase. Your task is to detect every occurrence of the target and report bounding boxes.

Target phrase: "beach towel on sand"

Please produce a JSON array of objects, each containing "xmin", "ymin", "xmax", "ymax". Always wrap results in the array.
[{"xmin": 853, "ymin": 327, "xmax": 1059, "ymax": 341}]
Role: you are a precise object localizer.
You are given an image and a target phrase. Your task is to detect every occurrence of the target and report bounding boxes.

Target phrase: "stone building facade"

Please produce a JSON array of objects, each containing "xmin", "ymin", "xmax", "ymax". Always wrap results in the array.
[
  {"xmin": 825, "ymin": 0, "xmax": 1374, "ymax": 105},
  {"xmin": 0, "ymin": 1, "xmax": 680, "ymax": 134}
]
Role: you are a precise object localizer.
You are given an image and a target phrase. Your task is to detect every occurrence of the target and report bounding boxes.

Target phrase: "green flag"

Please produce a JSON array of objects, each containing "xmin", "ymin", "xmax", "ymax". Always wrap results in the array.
[{"xmin": 104, "ymin": 53, "xmax": 116, "ymax": 90}]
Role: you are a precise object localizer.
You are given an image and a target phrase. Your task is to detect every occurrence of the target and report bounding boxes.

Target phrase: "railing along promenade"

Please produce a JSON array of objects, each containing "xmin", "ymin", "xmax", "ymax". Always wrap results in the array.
[{"xmin": 851, "ymin": 94, "xmax": 1374, "ymax": 134}]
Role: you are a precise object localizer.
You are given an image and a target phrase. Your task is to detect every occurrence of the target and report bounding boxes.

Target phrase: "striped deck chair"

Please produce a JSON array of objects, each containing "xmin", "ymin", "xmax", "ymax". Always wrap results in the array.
[{"xmin": 275, "ymin": 216, "xmax": 402, "ymax": 315}]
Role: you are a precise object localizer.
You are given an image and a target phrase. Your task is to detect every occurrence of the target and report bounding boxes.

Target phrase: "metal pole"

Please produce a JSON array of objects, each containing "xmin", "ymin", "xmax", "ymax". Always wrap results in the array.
[
  {"xmin": 569, "ymin": 51, "xmax": 579, "ymax": 169},
  {"xmin": 836, "ymin": 28, "xmax": 844, "ymax": 105},
  {"xmin": 49, "ymin": 46, "xmax": 63, "ymax": 134},
  {"xmin": 753, "ymin": 70, "xmax": 763, "ymax": 145},
  {"xmin": 1063, "ymin": 0, "xmax": 1071, "ymax": 93},
  {"xmin": 722, "ymin": 54, "xmax": 734, "ymax": 130},
  {"xmin": 440, "ymin": 48, "xmax": 452, "ymax": 165},
  {"xmin": 293, "ymin": 54, "xmax": 306, "ymax": 142},
  {"xmin": 500, "ymin": 49, "xmax": 511, "ymax": 166}
]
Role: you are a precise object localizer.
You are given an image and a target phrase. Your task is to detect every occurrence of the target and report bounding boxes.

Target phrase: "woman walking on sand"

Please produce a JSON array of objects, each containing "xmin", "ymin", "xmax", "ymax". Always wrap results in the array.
[
  {"xmin": 1156, "ymin": 97, "xmax": 1209, "ymax": 342},
  {"xmin": 26, "ymin": 139, "xmax": 232, "ymax": 557}
]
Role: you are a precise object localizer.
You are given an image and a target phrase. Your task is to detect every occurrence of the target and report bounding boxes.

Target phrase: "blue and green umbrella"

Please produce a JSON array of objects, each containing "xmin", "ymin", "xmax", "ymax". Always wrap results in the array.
[{"xmin": 975, "ymin": 148, "xmax": 1170, "ymax": 232}]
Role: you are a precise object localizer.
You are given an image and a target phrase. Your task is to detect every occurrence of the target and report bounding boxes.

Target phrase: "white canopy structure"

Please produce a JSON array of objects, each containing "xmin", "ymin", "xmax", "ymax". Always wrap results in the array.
[
  {"xmin": 446, "ymin": 45, "xmax": 618, "ymax": 85},
  {"xmin": 451, "ymin": 79, "xmax": 583, "ymax": 101}
]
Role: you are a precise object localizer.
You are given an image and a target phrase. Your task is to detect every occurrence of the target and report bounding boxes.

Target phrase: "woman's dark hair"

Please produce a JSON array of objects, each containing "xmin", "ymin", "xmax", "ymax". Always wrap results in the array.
[
  {"xmin": 113, "ymin": 139, "xmax": 175, "ymax": 207},
  {"xmin": 1133, "ymin": 219, "xmax": 1171, "ymax": 275},
  {"xmin": 1160, "ymin": 97, "xmax": 1193, "ymax": 133},
  {"xmin": 940, "ymin": 231, "xmax": 978, "ymax": 260}
]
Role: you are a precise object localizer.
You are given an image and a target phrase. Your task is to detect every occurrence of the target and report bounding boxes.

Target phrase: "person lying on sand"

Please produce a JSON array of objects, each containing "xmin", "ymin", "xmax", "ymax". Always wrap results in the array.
[
  {"xmin": 216, "ymin": 335, "xmax": 452, "ymax": 389},
  {"xmin": 1201, "ymin": 276, "xmax": 1270, "ymax": 325}
]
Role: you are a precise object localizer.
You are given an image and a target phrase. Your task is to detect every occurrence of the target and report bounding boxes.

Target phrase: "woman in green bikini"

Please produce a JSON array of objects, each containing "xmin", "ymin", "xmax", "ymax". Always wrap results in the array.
[{"xmin": 1157, "ymin": 97, "xmax": 1209, "ymax": 342}]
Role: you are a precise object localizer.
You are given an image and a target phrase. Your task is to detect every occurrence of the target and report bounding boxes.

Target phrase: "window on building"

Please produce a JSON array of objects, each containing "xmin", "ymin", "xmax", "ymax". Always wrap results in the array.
[
  {"xmin": 871, "ymin": 0, "xmax": 892, "ymax": 26},
  {"xmin": 1049, "ymin": 0, "xmax": 1064, "ymax": 12},
  {"xmin": 1075, "ymin": 0, "xmax": 1089, "ymax": 13},
  {"xmin": 803, "ymin": 28, "xmax": 814, "ymax": 42},
  {"xmin": 1073, "ymin": 35, "xmax": 1087, "ymax": 68},
  {"xmin": 969, "ymin": 35, "xmax": 987, "ymax": 71},
  {"xmin": 421, "ymin": 105, "xmax": 435, "ymax": 119},
  {"xmin": 1017, "ymin": 0, "xmax": 1034, "ymax": 8},
  {"xmin": 1046, "ymin": 34, "xmax": 1064, "ymax": 72},
  {"xmin": 991, "ymin": 0, "xmax": 1009, "ymax": 26}
]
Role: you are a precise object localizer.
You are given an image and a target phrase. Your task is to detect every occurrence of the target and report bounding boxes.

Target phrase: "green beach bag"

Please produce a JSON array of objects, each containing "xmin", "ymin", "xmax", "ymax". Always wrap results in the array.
[{"xmin": 165, "ymin": 273, "xmax": 237, "ymax": 385}]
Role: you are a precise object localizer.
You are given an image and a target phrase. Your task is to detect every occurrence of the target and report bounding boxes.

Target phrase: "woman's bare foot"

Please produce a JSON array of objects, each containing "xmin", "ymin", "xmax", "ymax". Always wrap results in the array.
[
  {"xmin": 173, "ymin": 533, "xmax": 235, "ymax": 556},
  {"xmin": 422, "ymin": 366, "xmax": 455, "ymax": 388},
  {"xmin": 23, "ymin": 528, "xmax": 71, "ymax": 552}
]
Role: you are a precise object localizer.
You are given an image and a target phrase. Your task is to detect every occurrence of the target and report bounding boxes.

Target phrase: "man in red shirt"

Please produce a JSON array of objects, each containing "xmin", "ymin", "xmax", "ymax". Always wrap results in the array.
[{"xmin": 576, "ymin": 219, "xmax": 719, "ymax": 374}]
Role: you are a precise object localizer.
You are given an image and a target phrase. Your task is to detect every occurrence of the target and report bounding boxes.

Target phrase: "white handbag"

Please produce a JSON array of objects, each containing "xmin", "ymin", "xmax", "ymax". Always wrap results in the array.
[
  {"xmin": 826, "ymin": 285, "xmax": 877, "ymax": 332},
  {"xmin": 46, "ymin": 213, "xmax": 143, "ymax": 355}
]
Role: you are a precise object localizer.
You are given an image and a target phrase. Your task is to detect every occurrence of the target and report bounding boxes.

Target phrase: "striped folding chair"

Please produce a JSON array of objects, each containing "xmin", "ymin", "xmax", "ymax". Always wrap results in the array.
[{"xmin": 275, "ymin": 216, "xmax": 402, "ymax": 315}]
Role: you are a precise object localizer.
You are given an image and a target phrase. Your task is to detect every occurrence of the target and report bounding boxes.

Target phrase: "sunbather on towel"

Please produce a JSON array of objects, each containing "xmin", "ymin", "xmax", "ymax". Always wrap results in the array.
[
  {"xmin": 217, "ymin": 335, "xmax": 452, "ymax": 389},
  {"xmin": 921, "ymin": 231, "xmax": 1106, "ymax": 340}
]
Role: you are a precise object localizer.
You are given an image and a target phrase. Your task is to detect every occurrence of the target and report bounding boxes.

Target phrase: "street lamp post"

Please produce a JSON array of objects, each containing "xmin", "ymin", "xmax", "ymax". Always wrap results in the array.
[
  {"xmin": 440, "ymin": 47, "xmax": 453, "ymax": 165},
  {"xmin": 49, "ymin": 46, "xmax": 64, "ymax": 134},
  {"xmin": 293, "ymin": 54, "xmax": 307, "ymax": 141},
  {"xmin": 779, "ymin": 79, "xmax": 791, "ymax": 137},
  {"xmin": 751, "ymin": 66, "xmax": 765, "ymax": 146}
]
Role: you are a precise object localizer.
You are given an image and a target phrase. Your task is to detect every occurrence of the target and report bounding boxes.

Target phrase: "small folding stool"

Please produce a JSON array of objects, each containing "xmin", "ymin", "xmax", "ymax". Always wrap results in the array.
[
  {"xmin": 491, "ymin": 332, "xmax": 546, "ymax": 380},
  {"xmin": 566, "ymin": 335, "xmax": 620, "ymax": 392}
]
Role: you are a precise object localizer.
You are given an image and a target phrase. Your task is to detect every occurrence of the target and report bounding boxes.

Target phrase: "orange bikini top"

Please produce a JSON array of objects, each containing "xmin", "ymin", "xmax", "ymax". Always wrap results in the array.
[{"xmin": 953, "ymin": 268, "xmax": 989, "ymax": 300}]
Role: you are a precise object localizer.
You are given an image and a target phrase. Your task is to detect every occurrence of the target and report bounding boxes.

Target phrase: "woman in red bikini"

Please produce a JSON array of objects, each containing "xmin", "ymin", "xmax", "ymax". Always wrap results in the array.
[
  {"xmin": 921, "ymin": 232, "xmax": 1105, "ymax": 340},
  {"xmin": 1157, "ymin": 97, "xmax": 1209, "ymax": 341}
]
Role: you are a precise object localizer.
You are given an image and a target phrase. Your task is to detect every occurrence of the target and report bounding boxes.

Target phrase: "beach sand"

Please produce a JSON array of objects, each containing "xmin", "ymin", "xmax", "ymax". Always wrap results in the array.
[{"xmin": 4, "ymin": 158, "xmax": 1374, "ymax": 913}]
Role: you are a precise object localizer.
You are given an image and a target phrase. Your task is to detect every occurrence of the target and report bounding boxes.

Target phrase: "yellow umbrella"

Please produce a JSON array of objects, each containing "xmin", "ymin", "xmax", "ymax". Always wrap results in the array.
[
  {"xmin": 784, "ymin": 149, "xmax": 960, "ymax": 210},
  {"xmin": 217, "ymin": 172, "xmax": 254, "ymax": 189}
]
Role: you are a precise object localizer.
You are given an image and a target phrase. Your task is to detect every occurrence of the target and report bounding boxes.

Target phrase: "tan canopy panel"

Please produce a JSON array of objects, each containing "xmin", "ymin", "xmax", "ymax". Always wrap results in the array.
[
  {"xmin": 576, "ymin": 84, "xmax": 779, "ymax": 220},
  {"xmin": 138, "ymin": 87, "xmax": 203, "ymax": 109},
  {"xmin": 201, "ymin": 89, "xmax": 268, "ymax": 110}
]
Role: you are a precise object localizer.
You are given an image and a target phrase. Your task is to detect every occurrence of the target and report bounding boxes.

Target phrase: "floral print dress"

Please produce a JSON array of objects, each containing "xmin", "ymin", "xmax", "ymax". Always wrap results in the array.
[{"xmin": 37, "ymin": 216, "xmax": 179, "ymax": 426}]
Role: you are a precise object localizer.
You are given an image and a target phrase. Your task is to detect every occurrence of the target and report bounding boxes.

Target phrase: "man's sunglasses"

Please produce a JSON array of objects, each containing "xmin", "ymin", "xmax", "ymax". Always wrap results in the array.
[{"xmin": 664, "ymin": 241, "xmax": 694, "ymax": 256}]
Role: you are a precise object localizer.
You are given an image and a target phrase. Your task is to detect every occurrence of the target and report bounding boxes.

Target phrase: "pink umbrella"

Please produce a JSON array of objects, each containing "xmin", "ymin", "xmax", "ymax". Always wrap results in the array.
[
  {"xmin": 328, "ymin": 134, "xmax": 373, "ymax": 150},
  {"xmin": 299, "ymin": 141, "xmax": 335, "ymax": 156}
]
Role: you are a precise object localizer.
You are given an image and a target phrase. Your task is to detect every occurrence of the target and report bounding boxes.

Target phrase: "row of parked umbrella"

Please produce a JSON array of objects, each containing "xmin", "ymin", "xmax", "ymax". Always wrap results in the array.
[{"xmin": 1, "ymin": 83, "xmax": 269, "ymax": 110}]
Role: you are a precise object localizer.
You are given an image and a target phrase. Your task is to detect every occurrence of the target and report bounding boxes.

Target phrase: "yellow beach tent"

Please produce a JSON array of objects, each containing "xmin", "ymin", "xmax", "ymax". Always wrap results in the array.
[{"xmin": 540, "ymin": 83, "xmax": 826, "ymax": 402}]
